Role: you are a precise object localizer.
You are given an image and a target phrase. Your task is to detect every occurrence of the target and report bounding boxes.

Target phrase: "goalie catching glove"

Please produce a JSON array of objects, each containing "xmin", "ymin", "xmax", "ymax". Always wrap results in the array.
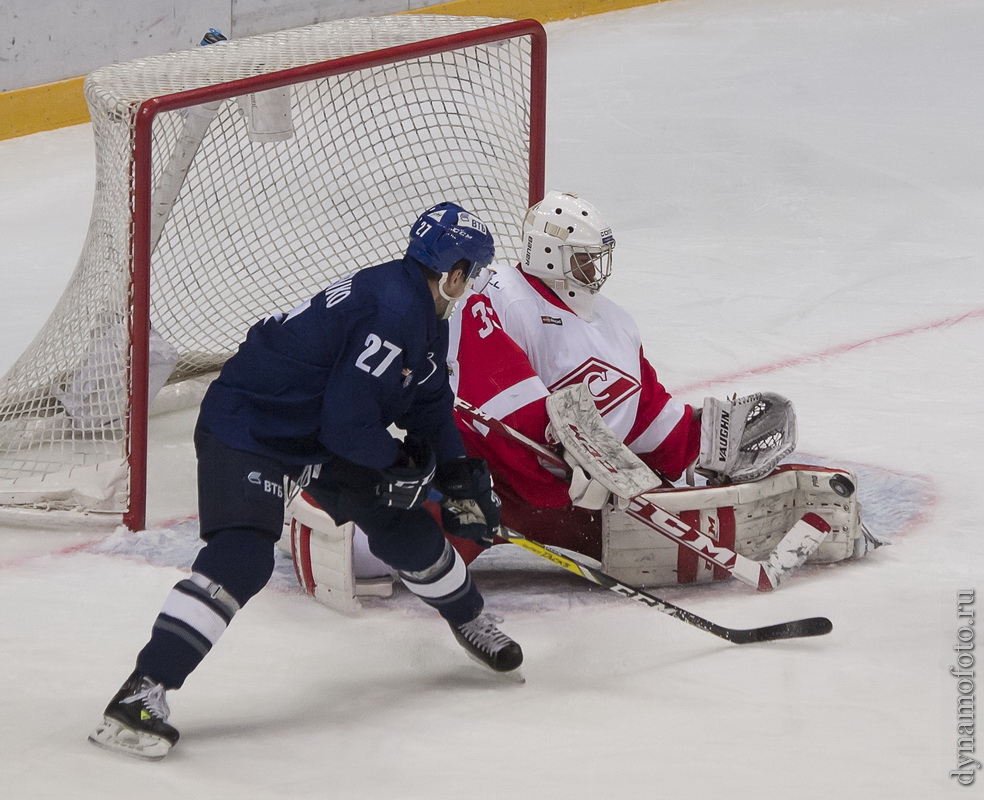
[
  {"xmin": 695, "ymin": 392, "xmax": 797, "ymax": 484},
  {"xmin": 436, "ymin": 457, "xmax": 501, "ymax": 548}
]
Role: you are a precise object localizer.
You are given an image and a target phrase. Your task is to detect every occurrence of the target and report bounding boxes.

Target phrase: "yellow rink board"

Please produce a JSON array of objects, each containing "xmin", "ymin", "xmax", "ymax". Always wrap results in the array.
[{"xmin": 0, "ymin": 0, "xmax": 668, "ymax": 140}]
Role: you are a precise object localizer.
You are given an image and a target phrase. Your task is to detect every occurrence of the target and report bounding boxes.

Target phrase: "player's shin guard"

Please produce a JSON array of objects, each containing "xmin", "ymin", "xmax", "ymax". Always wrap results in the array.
[
  {"xmin": 135, "ymin": 528, "xmax": 275, "ymax": 688},
  {"xmin": 135, "ymin": 572, "xmax": 242, "ymax": 689},
  {"xmin": 399, "ymin": 539, "xmax": 483, "ymax": 626}
]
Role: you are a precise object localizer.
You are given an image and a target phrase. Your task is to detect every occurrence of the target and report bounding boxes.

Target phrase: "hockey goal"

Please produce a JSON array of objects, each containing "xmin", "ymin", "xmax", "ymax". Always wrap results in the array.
[{"xmin": 0, "ymin": 15, "xmax": 546, "ymax": 530}]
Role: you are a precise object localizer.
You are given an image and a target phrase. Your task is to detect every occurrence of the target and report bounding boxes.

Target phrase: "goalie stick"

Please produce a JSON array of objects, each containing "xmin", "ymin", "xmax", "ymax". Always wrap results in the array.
[
  {"xmin": 501, "ymin": 527, "xmax": 832, "ymax": 643},
  {"xmin": 453, "ymin": 397, "xmax": 830, "ymax": 592}
]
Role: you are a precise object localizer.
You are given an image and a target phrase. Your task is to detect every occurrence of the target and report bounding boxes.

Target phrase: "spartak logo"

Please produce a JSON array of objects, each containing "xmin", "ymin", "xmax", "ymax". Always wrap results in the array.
[{"xmin": 549, "ymin": 358, "xmax": 640, "ymax": 414}]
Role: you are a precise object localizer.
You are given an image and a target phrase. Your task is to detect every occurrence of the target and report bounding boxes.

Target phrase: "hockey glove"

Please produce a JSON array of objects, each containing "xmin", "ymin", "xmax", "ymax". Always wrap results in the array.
[
  {"xmin": 436, "ymin": 457, "xmax": 501, "ymax": 548},
  {"xmin": 376, "ymin": 436, "xmax": 436, "ymax": 510},
  {"xmin": 696, "ymin": 392, "xmax": 797, "ymax": 484}
]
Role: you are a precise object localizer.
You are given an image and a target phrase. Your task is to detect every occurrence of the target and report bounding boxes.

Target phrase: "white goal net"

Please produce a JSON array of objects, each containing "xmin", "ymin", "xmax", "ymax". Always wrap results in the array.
[{"xmin": 0, "ymin": 15, "xmax": 546, "ymax": 529}]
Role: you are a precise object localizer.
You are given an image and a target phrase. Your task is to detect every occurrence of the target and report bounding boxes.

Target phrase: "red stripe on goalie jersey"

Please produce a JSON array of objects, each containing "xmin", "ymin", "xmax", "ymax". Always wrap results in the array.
[
  {"xmin": 450, "ymin": 293, "xmax": 571, "ymax": 508},
  {"xmin": 625, "ymin": 350, "xmax": 701, "ymax": 482},
  {"xmin": 483, "ymin": 266, "xmax": 700, "ymax": 482}
]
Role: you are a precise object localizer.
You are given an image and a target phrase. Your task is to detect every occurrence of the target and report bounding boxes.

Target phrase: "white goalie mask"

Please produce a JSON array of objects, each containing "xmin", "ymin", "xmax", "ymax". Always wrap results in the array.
[{"xmin": 522, "ymin": 190, "xmax": 615, "ymax": 321}]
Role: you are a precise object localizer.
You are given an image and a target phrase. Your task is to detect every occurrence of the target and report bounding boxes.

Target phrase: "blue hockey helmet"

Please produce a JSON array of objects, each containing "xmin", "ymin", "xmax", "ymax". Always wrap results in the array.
[{"xmin": 406, "ymin": 202, "xmax": 495, "ymax": 280}]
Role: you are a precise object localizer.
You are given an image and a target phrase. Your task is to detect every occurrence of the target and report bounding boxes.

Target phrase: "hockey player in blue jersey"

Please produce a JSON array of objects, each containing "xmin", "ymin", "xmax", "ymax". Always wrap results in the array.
[{"xmin": 89, "ymin": 202, "xmax": 518, "ymax": 761}]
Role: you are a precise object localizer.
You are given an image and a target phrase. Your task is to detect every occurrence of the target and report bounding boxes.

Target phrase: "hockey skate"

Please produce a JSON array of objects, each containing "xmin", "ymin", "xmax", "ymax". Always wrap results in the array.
[
  {"xmin": 451, "ymin": 613, "xmax": 523, "ymax": 673},
  {"xmin": 88, "ymin": 670, "xmax": 179, "ymax": 761}
]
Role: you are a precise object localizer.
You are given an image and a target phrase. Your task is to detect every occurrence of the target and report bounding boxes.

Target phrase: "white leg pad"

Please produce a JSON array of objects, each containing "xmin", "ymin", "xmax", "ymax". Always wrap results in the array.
[
  {"xmin": 282, "ymin": 490, "xmax": 395, "ymax": 613},
  {"xmin": 601, "ymin": 465, "xmax": 863, "ymax": 587}
]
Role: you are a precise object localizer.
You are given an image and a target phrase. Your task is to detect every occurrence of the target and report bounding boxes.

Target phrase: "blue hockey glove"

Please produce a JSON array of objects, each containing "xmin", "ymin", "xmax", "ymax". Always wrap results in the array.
[
  {"xmin": 436, "ymin": 457, "xmax": 501, "ymax": 548},
  {"xmin": 376, "ymin": 436, "xmax": 436, "ymax": 510}
]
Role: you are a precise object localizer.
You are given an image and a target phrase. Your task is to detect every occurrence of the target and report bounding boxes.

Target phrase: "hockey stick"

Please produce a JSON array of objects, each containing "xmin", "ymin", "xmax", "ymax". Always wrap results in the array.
[
  {"xmin": 441, "ymin": 489, "xmax": 831, "ymax": 642},
  {"xmin": 453, "ymin": 398, "xmax": 830, "ymax": 592},
  {"xmin": 501, "ymin": 527, "xmax": 832, "ymax": 643}
]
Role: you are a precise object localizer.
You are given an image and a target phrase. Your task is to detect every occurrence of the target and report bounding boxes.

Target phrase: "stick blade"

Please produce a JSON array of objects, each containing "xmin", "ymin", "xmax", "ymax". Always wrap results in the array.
[{"xmin": 728, "ymin": 616, "xmax": 833, "ymax": 644}]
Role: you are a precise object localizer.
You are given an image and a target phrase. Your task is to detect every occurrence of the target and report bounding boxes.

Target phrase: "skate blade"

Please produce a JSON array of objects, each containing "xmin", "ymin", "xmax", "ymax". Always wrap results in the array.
[{"xmin": 87, "ymin": 717, "xmax": 173, "ymax": 761}]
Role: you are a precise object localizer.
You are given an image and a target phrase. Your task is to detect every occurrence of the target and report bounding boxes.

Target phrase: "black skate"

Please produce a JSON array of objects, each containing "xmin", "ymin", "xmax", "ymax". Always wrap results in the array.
[
  {"xmin": 450, "ymin": 613, "xmax": 523, "ymax": 673},
  {"xmin": 88, "ymin": 670, "xmax": 179, "ymax": 761}
]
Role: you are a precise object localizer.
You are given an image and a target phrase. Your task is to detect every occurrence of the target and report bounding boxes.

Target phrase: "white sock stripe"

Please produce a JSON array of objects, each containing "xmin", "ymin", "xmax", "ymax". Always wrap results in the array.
[
  {"xmin": 160, "ymin": 587, "xmax": 231, "ymax": 646},
  {"xmin": 433, "ymin": 574, "xmax": 474, "ymax": 606},
  {"xmin": 400, "ymin": 547, "xmax": 469, "ymax": 600},
  {"xmin": 186, "ymin": 572, "xmax": 241, "ymax": 617}
]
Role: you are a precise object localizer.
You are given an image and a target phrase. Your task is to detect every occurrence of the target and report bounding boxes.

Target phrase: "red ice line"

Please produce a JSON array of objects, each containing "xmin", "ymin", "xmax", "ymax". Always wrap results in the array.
[
  {"xmin": 673, "ymin": 306, "xmax": 984, "ymax": 395},
  {"xmin": 0, "ymin": 536, "xmax": 104, "ymax": 570}
]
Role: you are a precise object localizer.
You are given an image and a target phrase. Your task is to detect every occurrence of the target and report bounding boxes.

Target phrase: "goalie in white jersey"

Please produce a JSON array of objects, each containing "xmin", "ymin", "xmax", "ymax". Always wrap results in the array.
[
  {"xmin": 442, "ymin": 191, "xmax": 877, "ymax": 582},
  {"xmin": 287, "ymin": 192, "xmax": 877, "ymax": 608},
  {"xmin": 445, "ymin": 191, "xmax": 700, "ymax": 565}
]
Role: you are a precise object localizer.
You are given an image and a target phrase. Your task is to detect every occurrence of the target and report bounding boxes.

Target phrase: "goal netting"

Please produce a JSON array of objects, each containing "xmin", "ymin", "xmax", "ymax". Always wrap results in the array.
[{"xmin": 0, "ymin": 15, "xmax": 546, "ymax": 529}]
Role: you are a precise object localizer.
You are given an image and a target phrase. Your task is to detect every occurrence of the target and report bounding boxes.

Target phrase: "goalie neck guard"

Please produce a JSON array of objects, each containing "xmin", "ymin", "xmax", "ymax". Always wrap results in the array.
[{"xmin": 521, "ymin": 191, "xmax": 615, "ymax": 321}]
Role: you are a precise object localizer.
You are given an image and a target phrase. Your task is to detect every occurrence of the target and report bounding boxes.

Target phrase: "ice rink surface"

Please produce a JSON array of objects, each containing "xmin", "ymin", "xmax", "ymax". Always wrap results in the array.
[{"xmin": 1, "ymin": 0, "xmax": 982, "ymax": 796}]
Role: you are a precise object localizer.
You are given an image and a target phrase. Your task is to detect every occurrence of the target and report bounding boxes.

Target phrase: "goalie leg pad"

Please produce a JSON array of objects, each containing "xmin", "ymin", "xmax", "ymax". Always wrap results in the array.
[
  {"xmin": 282, "ymin": 490, "xmax": 395, "ymax": 613},
  {"xmin": 601, "ymin": 465, "xmax": 865, "ymax": 586},
  {"xmin": 790, "ymin": 467, "xmax": 865, "ymax": 563}
]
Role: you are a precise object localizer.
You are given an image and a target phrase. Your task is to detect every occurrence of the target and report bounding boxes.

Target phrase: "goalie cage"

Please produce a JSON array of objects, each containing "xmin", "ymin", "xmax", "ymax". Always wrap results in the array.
[{"xmin": 0, "ymin": 15, "xmax": 546, "ymax": 529}]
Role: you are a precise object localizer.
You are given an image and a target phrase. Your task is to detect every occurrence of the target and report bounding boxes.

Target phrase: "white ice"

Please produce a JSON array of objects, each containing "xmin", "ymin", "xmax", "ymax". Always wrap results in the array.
[{"xmin": 1, "ymin": 0, "xmax": 982, "ymax": 796}]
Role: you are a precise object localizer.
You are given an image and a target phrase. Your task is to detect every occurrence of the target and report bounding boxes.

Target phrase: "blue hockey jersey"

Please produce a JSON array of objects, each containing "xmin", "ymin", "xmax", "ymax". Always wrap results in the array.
[{"xmin": 198, "ymin": 258, "xmax": 465, "ymax": 470}]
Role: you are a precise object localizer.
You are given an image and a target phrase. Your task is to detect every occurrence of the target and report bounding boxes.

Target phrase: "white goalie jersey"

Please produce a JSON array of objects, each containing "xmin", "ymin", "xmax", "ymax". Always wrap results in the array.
[
  {"xmin": 448, "ymin": 264, "xmax": 701, "ymax": 502},
  {"xmin": 463, "ymin": 263, "xmax": 688, "ymax": 445}
]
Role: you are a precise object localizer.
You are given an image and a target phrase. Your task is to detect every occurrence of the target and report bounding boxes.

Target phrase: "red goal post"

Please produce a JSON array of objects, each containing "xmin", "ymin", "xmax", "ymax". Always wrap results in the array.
[{"xmin": 0, "ymin": 16, "xmax": 546, "ymax": 530}]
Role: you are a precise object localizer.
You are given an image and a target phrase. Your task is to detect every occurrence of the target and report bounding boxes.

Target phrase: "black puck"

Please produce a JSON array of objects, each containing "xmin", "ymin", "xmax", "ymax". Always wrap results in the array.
[{"xmin": 828, "ymin": 473, "xmax": 855, "ymax": 498}]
